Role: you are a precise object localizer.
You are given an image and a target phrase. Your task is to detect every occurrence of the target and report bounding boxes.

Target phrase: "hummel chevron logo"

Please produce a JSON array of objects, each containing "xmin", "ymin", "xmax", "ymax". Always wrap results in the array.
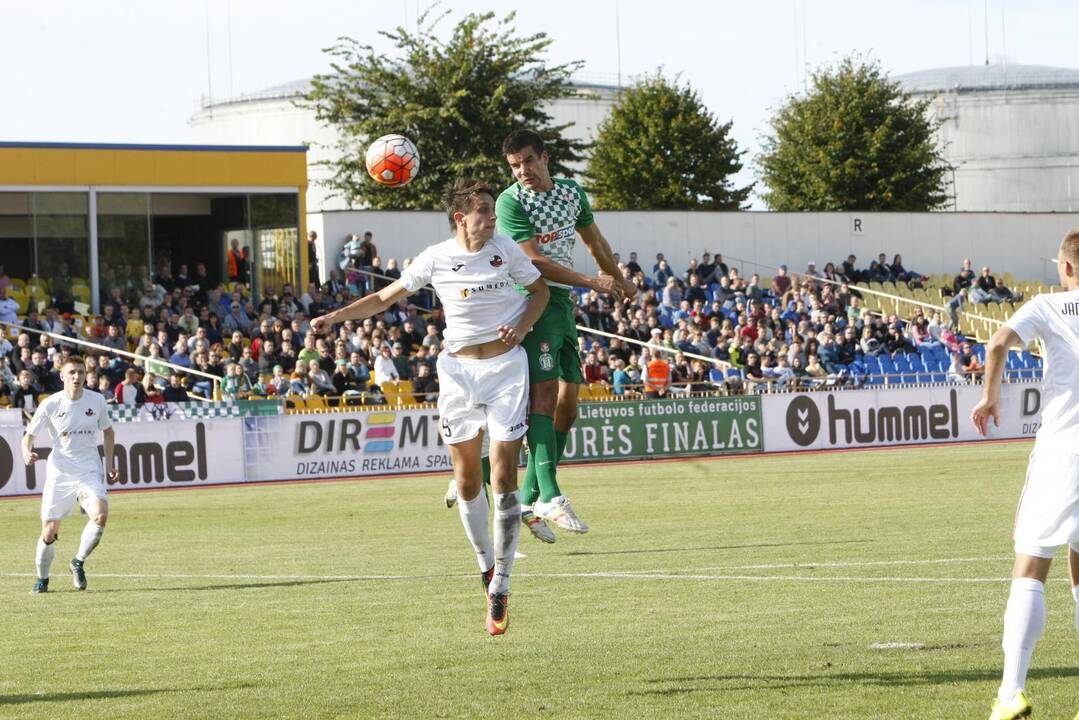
[
  {"xmin": 797, "ymin": 407, "xmax": 810, "ymax": 434},
  {"xmin": 785, "ymin": 396, "xmax": 821, "ymax": 447}
]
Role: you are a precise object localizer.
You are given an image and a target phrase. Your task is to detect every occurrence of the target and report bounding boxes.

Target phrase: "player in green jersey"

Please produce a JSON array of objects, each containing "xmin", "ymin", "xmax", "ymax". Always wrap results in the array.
[{"xmin": 495, "ymin": 129, "xmax": 634, "ymax": 539}]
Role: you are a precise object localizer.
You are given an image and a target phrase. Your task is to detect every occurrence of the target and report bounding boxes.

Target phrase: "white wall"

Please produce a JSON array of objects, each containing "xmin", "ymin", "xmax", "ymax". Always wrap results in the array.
[{"xmin": 310, "ymin": 209, "xmax": 1079, "ymax": 285}]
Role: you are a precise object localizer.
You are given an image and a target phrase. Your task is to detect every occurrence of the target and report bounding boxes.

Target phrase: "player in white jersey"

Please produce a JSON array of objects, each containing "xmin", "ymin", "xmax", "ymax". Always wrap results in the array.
[
  {"xmin": 311, "ymin": 178, "xmax": 549, "ymax": 635},
  {"xmin": 24, "ymin": 355, "xmax": 117, "ymax": 593},
  {"xmin": 972, "ymin": 229, "xmax": 1079, "ymax": 720}
]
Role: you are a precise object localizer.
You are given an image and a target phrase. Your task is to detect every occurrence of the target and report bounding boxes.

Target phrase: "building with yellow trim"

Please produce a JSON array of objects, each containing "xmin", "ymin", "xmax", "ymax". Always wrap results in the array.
[{"xmin": 0, "ymin": 142, "xmax": 307, "ymax": 313}]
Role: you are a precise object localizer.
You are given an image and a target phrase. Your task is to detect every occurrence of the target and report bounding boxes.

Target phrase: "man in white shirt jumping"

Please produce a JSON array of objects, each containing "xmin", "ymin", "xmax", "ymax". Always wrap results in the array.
[
  {"xmin": 972, "ymin": 228, "xmax": 1079, "ymax": 720},
  {"xmin": 24, "ymin": 355, "xmax": 118, "ymax": 593},
  {"xmin": 312, "ymin": 178, "xmax": 549, "ymax": 635}
]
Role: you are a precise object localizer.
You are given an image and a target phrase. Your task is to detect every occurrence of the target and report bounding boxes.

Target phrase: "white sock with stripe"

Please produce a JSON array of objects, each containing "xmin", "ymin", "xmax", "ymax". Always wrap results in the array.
[
  {"xmin": 457, "ymin": 488, "xmax": 494, "ymax": 573},
  {"xmin": 35, "ymin": 538, "xmax": 56, "ymax": 580},
  {"xmin": 999, "ymin": 577, "xmax": 1045, "ymax": 702}
]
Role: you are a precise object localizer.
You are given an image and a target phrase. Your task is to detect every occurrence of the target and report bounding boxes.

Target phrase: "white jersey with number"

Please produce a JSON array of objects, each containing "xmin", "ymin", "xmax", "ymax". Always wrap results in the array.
[
  {"xmin": 1005, "ymin": 289, "xmax": 1079, "ymax": 453},
  {"xmin": 26, "ymin": 390, "xmax": 112, "ymax": 476},
  {"xmin": 398, "ymin": 233, "xmax": 541, "ymax": 352}
]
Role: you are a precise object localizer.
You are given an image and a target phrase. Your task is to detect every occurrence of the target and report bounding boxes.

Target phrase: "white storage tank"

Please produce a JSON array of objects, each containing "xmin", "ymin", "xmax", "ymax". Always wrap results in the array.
[
  {"xmin": 190, "ymin": 76, "xmax": 620, "ymax": 212},
  {"xmin": 895, "ymin": 63, "xmax": 1079, "ymax": 212}
]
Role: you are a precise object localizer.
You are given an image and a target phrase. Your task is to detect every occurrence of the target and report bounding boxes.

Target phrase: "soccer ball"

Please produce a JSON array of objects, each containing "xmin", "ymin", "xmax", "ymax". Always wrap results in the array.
[{"xmin": 365, "ymin": 134, "xmax": 420, "ymax": 187}]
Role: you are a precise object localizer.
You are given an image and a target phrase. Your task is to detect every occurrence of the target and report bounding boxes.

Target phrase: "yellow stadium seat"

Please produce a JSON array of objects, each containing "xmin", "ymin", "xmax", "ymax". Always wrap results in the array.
[
  {"xmin": 9, "ymin": 289, "xmax": 29, "ymax": 314},
  {"xmin": 380, "ymin": 381, "xmax": 399, "ymax": 406},
  {"xmin": 72, "ymin": 286, "xmax": 91, "ymax": 304},
  {"xmin": 305, "ymin": 395, "xmax": 327, "ymax": 412},
  {"xmin": 589, "ymin": 382, "xmax": 611, "ymax": 398},
  {"xmin": 577, "ymin": 385, "xmax": 593, "ymax": 400},
  {"xmin": 9, "ymin": 278, "xmax": 26, "ymax": 292},
  {"xmin": 397, "ymin": 380, "xmax": 417, "ymax": 406}
]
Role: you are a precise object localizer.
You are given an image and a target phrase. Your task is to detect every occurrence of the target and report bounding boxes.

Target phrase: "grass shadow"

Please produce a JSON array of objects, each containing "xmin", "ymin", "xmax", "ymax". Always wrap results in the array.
[
  {"xmin": 632, "ymin": 667, "xmax": 1079, "ymax": 696},
  {"xmin": 1, "ymin": 684, "xmax": 256, "ymax": 706}
]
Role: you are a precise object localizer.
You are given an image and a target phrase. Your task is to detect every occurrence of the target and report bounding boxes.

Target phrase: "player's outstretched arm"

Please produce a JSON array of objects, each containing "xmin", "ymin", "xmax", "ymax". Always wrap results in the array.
[
  {"xmin": 499, "ymin": 278, "xmax": 550, "ymax": 347},
  {"xmin": 310, "ymin": 280, "xmax": 412, "ymax": 334},
  {"xmin": 517, "ymin": 238, "xmax": 624, "ymax": 300},
  {"xmin": 578, "ymin": 223, "xmax": 635, "ymax": 297},
  {"xmin": 103, "ymin": 426, "xmax": 118, "ymax": 480},
  {"xmin": 21, "ymin": 432, "xmax": 38, "ymax": 466},
  {"xmin": 971, "ymin": 324, "xmax": 1020, "ymax": 436}
]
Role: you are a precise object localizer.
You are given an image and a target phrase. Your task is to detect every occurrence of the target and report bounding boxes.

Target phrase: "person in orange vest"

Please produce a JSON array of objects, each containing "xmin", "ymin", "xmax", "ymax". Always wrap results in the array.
[
  {"xmin": 227, "ymin": 238, "xmax": 248, "ymax": 284},
  {"xmin": 644, "ymin": 352, "xmax": 672, "ymax": 399}
]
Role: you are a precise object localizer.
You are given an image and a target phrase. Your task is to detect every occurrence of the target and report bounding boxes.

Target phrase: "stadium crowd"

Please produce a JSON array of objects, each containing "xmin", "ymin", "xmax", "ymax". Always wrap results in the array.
[{"xmin": 0, "ymin": 232, "xmax": 1028, "ymax": 415}]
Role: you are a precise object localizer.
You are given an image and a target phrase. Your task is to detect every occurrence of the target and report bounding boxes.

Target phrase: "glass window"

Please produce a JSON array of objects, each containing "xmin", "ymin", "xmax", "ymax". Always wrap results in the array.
[
  {"xmin": 34, "ymin": 192, "xmax": 89, "ymax": 312},
  {"xmin": 0, "ymin": 193, "xmax": 33, "ymax": 290},
  {"xmin": 97, "ymin": 192, "xmax": 150, "ymax": 308},
  {"xmin": 249, "ymin": 193, "xmax": 300, "ymax": 298}
]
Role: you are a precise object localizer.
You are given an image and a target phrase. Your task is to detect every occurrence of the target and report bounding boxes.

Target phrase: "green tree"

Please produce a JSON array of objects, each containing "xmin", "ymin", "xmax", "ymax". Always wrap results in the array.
[
  {"xmin": 586, "ymin": 73, "xmax": 751, "ymax": 209},
  {"xmin": 757, "ymin": 56, "xmax": 950, "ymax": 211},
  {"xmin": 304, "ymin": 9, "xmax": 588, "ymax": 209}
]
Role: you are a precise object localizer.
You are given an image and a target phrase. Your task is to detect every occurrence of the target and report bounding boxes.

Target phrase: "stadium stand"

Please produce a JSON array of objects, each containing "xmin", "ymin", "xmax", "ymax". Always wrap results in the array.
[{"xmin": 0, "ymin": 243, "xmax": 1048, "ymax": 416}]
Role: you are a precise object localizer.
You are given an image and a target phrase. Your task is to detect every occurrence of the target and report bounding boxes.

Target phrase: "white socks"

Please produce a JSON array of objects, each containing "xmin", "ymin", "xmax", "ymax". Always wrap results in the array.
[
  {"xmin": 457, "ymin": 487, "xmax": 494, "ymax": 573},
  {"xmin": 35, "ymin": 538, "xmax": 56, "ymax": 580},
  {"xmin": 999, "ymin": 577, "xmax": 1046, "ymax": 702},
  {"xmin": 489, "ymin": 491, "xmax": 521, "ymax": 596},
  {"xmin": 76, "ymin": 522, "xmax": 105, "ymax": 562}
]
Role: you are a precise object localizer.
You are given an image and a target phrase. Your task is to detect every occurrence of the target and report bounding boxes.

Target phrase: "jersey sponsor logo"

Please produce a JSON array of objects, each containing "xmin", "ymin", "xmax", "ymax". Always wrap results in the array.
[
  {"xmin": 489, "ymin": 254, "xmax": 503, "ymax": 267},
  {"xmin": 534, "ymin": 226, "xmax": 576, "ymax": 246},
  {"xmin": 507, "ymin": 422, "xmax": 525, "ymax": 433},
  {"xmin": 85, "ymin": 408, "xmax": 95, "ymax": 416},
  {"xmin": 451, "ymin": 263, "xmax": 465, "ymax": 272},
  {"xmin": 460, "ymin": 280, "xmax": 512, "ymax": 299}
]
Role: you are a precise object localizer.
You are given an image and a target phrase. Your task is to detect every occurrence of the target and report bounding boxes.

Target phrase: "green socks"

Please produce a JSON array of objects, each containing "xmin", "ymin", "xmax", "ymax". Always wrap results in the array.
[
  {"xmin": 525, "ymin": 413, "xmax": 561, "ymax": 504},
  {"xmin": 555, "ymin": 430, "xmax": 569, "ymax": 464}
]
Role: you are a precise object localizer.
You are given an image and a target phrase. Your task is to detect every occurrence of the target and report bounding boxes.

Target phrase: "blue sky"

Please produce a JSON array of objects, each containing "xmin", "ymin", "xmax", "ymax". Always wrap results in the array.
[{"xmin": 2, "ymin": 0, "xmax": 1075, "ymax": 196}]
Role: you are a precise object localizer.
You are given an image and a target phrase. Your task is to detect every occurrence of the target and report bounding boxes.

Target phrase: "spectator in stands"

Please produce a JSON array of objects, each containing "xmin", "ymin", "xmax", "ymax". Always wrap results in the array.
[
  {"xmin": 816, "ymin": 333, "xmax": 841, "ymax": 374},
  {"xmin": 223, "ymin": 301, "xmax": 252, "ymax": 335},
  {"xmin": 837, "ymin": 326, "xmax": 858, "ymax": 365},
  {"xmin": 304, "ymin": 359, "xmax": 333, "ymax": 396},
  {"xmin": 239, "ymin": 346, "xmax": 258, "ymax": 381},
  {"xmin": 947, "ymin": 352, "xmax": 967, "ymax": 384},
  {"xmin": 100, "ymin": 324, "xmax": 127, "ymax": 354},
  {"xmin": 626, "ymin": 252, "xmax": 643, "ymax": 277},
  {"xmin": 227, "ymin": 238, "xmax": 248, "ymax": 285},
  {"xmin": 771, "ymin": 264, "xmax": 792, "ymax": 297},
  {"xmin": 970, "ymin": 266, "xmax": 997, "ymax": 304},
  {"xmin": 373, "ymin": 345, "xmax": 399, "ymax": 384},
  {"xmin": 959, "ymin": 342, "xmax": 984, "ymax": 381},
  {"xmin": 952, "ymin": 258, "xmax": 976, "ymax": 295},
  {"xmin": 270, "ymin": 365, "xmax": 290, "ymax": 395},
  {"xmin": 12, "ymin": 369, "xmax": 38, "ymax": 418},
  {"xmin": 822, "ymin": 262, "xmax": 844, "ymax": 285},
  {"xmin": 947, "ymin": 287, "xmax": 968, "ymax": 328},
  {"xmin": 406, "ymin": 362, "xmax": 436, "ymax": 403},
  {"xmin": 0, "ymin": 285, "xmax": 19, "ymax": 326},
  {"xmin": 697, "ymin": 253, "xmax": 717, "ymax": 285},
  {"xmin": 885, "ymin": 323, "xmax": 915, "ymax": 355},
  {"xmin": 96, "ymin": 374, "xmax": 114, "ymax": 402},
  {"xmin": 653, "ymin": 258, "xmax": 675, "ymax": 289},
  {"xmin": 390, "ymin": 342, "xmax": 411, "ymax": 380},
  {"xmin": 222, "ymin": 362, "xmax": 252, "ymax": 399},
  {"xmin": 643, "ymin": 351, "xmax": 672, "ymax": 399},
  {"xmin": 908, "ymin": 315, "xmax": 942, "ymax": 350},
  {"xmin": 347, "ymin": 351, "xmax": 371, "ymax": 385},
  {"xmin": 143, "ymin": 372, "xmax": 165, "ymax": 403},
  {"xmin": 113, "ymin": 368, "xmax": 146, "ymax": 406},
  {"xmin": 28, "ymin": 349, "xmax": 60, "ymax": 393},
  {"xmin": 163, "ymin": 373, "xmax": 189, "ymax": 402},
  {"xmin": 169, "ymin": 339, "xmax": 192, "ymax": 369},
  {"xmin": 804, "ymin": 353, "xmax": 827, "ymax": 386},
  {"xmin": 991, "ymin": 277, "xmax": 1017, "ymax": 303}
]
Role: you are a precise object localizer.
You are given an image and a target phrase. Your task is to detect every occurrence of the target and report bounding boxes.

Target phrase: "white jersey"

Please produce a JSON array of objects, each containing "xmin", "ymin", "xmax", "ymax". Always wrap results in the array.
[
  {"xmin": 26, "ymin": 390, "xmax": 112, "ymax": 476},
  {"xmin": 399, "ymin": 234, "xmax": 541, "ymax": 352},
  {"xmin": 1005, "ymin": 289, "xmax": 1079, "ymax": 453}
]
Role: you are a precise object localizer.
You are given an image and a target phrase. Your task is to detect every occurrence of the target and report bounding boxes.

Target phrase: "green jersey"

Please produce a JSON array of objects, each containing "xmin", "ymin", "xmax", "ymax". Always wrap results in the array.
[{"xmin": 495, "ymin": 178, "xmax": 595, "ymax": 289}]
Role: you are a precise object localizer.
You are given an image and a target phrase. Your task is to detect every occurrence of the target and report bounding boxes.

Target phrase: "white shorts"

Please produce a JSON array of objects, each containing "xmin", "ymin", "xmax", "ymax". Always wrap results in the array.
[
  {"xmin": 436, "ymin": 346, "xmax": 529, "ymax": 445},
  {"xmin": 41, "ymin": 470, "xmax": 108, "ymax": 522},
  {"xmin": 1013, "ymin": 449, "xmax": 1079, "ymax": 558}
]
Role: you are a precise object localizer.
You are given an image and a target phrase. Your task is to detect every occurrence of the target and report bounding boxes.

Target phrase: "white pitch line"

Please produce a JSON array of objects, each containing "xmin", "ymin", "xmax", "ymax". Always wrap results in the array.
[
  {"xmin": 0, "ymin": 570, "xmax": 1025, "ymax": 584},
  {"xmin": 647, "ymin": 556, "xmax": 1014, "ymax": 573}
]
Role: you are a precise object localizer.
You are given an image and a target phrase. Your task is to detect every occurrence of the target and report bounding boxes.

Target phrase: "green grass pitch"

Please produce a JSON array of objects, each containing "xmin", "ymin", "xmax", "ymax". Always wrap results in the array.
[{"xmin": 3, "ymin": 440, "xmax": 1078, "ymax": 719}]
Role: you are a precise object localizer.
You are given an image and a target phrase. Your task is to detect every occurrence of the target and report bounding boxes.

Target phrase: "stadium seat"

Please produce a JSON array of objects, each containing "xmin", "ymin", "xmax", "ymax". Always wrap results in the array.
[
  {"xmin": 305, "ymin": 396, "xmax": 327, "ymax": 412},
  {"xmin": 8, "ymin": 278, "xmax": 26, "ymax": 292},
  {"xmin": 577, "ymin": 384, "xmax": 593, "ymax": 400},
  {"xmin": 589, "ymin": 382, "xmax": 611, "ymax": 398},
  {"xmin": 380, "ymin": 381, "xmax": 399, "ymax": 406},
  {"xmin": 397, "ymin": 380, "xmax": 417, "ymax": 406}
]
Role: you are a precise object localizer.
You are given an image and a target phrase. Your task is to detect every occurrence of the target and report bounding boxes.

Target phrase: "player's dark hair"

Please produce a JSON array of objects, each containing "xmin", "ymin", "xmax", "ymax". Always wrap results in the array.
[
  {"xmin": 444, "ymin": 178, "xmax": 495, "ymax": 230},
  {"xmin": 1062, "ymin": 228, "xmax": 1079, "ymax": 267},
  {"xmin": 502, "ymin": 129, "xmax": 545, "ymax": 157}
]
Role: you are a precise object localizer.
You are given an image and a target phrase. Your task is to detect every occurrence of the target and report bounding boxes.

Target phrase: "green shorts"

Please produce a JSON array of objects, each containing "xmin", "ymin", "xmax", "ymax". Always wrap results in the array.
[{"xmin": 522, "ymin": 287, "xmax": 583, "ymax": 385}]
